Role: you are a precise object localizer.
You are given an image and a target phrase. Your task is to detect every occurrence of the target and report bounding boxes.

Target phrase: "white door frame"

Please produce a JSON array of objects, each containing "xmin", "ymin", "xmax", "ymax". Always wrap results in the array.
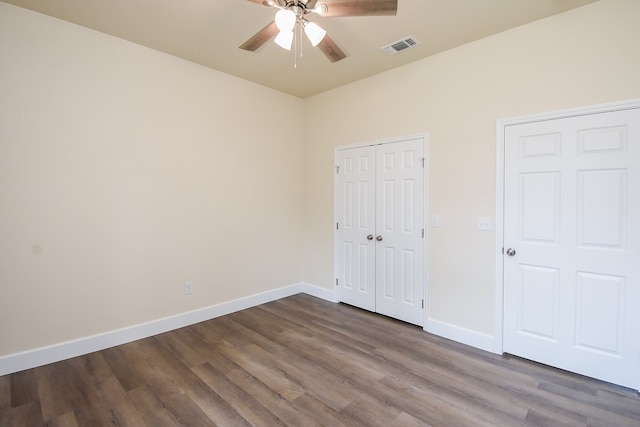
[
  {"xmin": 334, "ymin": 133, "xmax": 429, "ymax": 328},
  {"xmin": 494, "ymin": 98, "xmax": 640, "ymax": 354}
]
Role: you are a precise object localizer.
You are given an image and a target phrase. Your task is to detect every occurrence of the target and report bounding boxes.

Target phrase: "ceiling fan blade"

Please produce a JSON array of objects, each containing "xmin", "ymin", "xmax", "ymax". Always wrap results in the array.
[
  {"xmin": 318, "ymin": 0, "xmax": 397, "ymax": 17},
  {"xmin": 239, "ymin": 21, "xmax": 279, "ymax": 51},
  {"xmin": 317, "ymin": 34, "xmax": 346, "ymax": 62},
  {"xmin": 244, "ymin": 0, "xmax": 285, "ymax": 8},
  {"xmin": 305, "ymin": 0, "xmax": 319, "ymax": 9}
]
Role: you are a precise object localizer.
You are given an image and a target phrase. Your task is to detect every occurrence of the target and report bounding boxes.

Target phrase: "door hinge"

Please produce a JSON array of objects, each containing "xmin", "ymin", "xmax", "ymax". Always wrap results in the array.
[
  {"xmin": 422, "ymin": 228, "xmax": 425, "ymax": 238},
  {"xmin": 421, "ymin": 299, "xmax": 424, "ymax": 309},
  {"xmin": 421, "ymin": 157, "xmax": 425, "ymax": 168},
  {"xmin": 336, "ymin": 222, "xmax": 339, "ymax": 230},
  {"xmin": 336, "ymin": 278, "xmax": 339, "ymax": 287},
  {"xmin": 336, "ymin": 165, "xmax": 340, "ymax": 174}
]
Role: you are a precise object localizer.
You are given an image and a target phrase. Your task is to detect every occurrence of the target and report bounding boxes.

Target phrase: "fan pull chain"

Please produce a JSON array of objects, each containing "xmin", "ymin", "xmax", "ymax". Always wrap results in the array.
[
  {"xmin": 299, "ymin": 21, "xmax": 303, "ymax": 59},
  {"xmin": 293, "ymin": 21, "xmax": 302, "ymax": 69},
  {"xmin": 293, "ymin": 21, "xmax": 297, "ymax": 68}
]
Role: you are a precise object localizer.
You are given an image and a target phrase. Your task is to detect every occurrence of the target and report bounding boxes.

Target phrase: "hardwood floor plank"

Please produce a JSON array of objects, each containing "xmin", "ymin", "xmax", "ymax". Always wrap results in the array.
[
  {"xmin": 120, "ymin": 339, "xmax": 220, "ymax": 426},
  {"xmin": 214, "ymin": 339, "xmax": 306, "ymax": 401},
  {"xmin": 193, "ymin": 361, "xmax": 288, "ymax": 426},
  {"xmin": 153, "ymin": 328, "xmax": 210, "ymax": 369},
  {"xmin": 372, "ymin": 343, "xmax": 535, "ymax": 422},
  {"xmin": 207, "ymin": 320, "xmax": 376, "ymax": 415},
  {"xmin": 2, "ymin": 293, "xmax": 639, "ymax": 427},
  {"xmin": 0, "ymin": 401, "xmax": 43, "ymax": 427},
  {"xmin": 9, "ymin": 368, "xmax": 39, "ymax": 408},
  {"xmin": 594, "ymin": 387, "xmax": 640, "ymax": 417},
  {"xmin": 93, "ymin": 376, "xmax": 147, "ymax": 426},
  {"xmin": 205, "ymin": 350, "xmax": 314, "ymax": 425},
  {"xmin": 114, "ymin": 338, "xmax": 215, "ymax": 426},
  {"xmin": 59, "ymin": 355, "xmax": 134, "ymax": 426},
  {"xmin": 229, "ymin": 310, "xmax": 407, "ymax": 418},
  {"xmin": 539, "ymin": 379, "xmax": 640, "ymax": 419},
  {"xmin": 393, "ymin": 411, "xmax": 435, "ymax": 427},
  {"xmin": 378, "ymin": 372, "xmax": 526, "ymax": 426},
  {"xmin": 127, "ymin": 385, "xmax": 184, "ymax": 427},
  {"xmin": 43, "ymin": 411, "xmax": 79, "ymax": 427},
  {"xmin": 36, "ymin": 363, "xmax": 75, "ymax": 422},
  {"xmin": 524, "ymin": 408, "xmax": 586, "ymax": 427},
  {"xmin": 340, "ymin": 402, "xmax": 406, "ymax": 427},
  {"xmin": 241, "ymin": 325, "xmax": 424, "ymax": 424},
  {"xmin": 0, "ymin": 374, "xmax": 10, "ymax": 410},
  {"xmin": 290, "ymin": 393, "xmax": 366, "ymax": 427},
  {"xmin": 102, "ymin": 344, "xmax": 145, "ymax": 392},
  {"xmin": 263, "ymin": 298, "xmax": 381, "ymax": 354}
]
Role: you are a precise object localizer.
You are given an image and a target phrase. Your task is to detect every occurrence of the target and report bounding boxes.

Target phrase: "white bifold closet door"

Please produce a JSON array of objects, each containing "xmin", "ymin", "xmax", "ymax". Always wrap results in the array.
[
  {"xmin": 336, "ymin": 138, "xmax": 425, "ymax": 326},
  {"xmin": 503, "ymin": 107, "xmax": 640, "ymax": 390}
]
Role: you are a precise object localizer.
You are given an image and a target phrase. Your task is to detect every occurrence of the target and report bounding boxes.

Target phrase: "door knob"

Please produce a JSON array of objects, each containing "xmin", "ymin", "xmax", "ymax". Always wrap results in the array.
[
  {"xmin": 367, "ymin": 234, "xmax": 374, "ymax": 241},
  {"xmin": 376, "ymin": 235, "xmax": 383, "ymax": 241},
  {"xmin": 506, "ymin": 248, "xmax": 516, "ymax": 256}
]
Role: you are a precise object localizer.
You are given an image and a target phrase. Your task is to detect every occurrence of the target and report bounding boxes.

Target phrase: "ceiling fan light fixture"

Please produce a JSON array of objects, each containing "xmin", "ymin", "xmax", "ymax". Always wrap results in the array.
[
  {"xmin": 274, "ymin": 30, "xmax": 294, "ymax": 50},
  {"xmin": 303, "ymin": 21, "xmax": 326, "ymax": 46},
  {"xmin": 274, "ymin": 9, "xmax": 296, "ymax": 31}
]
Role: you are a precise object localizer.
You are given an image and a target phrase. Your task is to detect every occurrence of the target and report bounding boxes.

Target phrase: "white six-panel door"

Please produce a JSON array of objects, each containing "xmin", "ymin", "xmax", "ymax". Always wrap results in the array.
[
  {"xmin": 503, "ymin": 107, "xmax": 640, "ymax": 390},
  {"xmin": 336, "ymin": 138, "xmax": 425, "ymax": 326},
  {"xmin": 374, "ymin": 140, "xmax": 425, "ymax": 325},
  {"xmin": 336, "ymin": 145, "xmax": 376, "ymax": 311}
]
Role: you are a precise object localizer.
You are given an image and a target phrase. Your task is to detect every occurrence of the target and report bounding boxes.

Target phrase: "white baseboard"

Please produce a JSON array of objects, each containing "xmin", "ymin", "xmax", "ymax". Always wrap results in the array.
[
  {"xmin": 0, "ymin": 282, "xmax": 335, "ymax": 376},
  {"xmin": 425, "ymin": 317, "xmax": 498, "ymax": 354},
  {"xmin": 300, "ymin": 282, "xmax": 337, "ymax": 302},
  {"xmin": 2, "ymin": 284, "xmax": 498, "ymax": 376}
]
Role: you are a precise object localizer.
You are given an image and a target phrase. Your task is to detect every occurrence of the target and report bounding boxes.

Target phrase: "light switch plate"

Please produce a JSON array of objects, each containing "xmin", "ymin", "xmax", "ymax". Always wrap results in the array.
[
  {"xmin": 477, "ymin": 217, "xmax": 492, "ymax": 231},
  {"xmin": 431, "ymin": 215, "xmax": 440, "ymax": 228}
]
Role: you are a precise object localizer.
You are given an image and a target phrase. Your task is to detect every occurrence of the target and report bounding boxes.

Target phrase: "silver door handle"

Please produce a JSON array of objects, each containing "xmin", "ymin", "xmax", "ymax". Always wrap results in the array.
[
  {"xmin": 506, "ymin": 248, "xmax": 516, "ymax": 256},
  {"xmin": 367, "ymin": 234, "xmax": 374, "ymax": 241},
  {"xmin": 376, "ymin": 235, "xmax": 383, "ymax": 242}
]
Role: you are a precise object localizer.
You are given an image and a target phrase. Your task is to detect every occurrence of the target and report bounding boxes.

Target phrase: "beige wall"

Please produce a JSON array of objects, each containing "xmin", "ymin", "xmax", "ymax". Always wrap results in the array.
[
  {"xmin": 302, "ymin": 0, "xmax": 640, "ymax": 336},
  {"xmin": 0, "ymin": 3, "xmax": 305, "ymax": 356},
  {"xmin": 2, "ymin": 0, "xmax": 639, "ymax": 359}
]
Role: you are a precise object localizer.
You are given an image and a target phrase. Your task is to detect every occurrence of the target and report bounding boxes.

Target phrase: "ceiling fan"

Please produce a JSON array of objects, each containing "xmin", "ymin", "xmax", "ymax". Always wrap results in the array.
[{"xmin": 240, "ymin": 0, "xmax": 398, "ymax": 63}]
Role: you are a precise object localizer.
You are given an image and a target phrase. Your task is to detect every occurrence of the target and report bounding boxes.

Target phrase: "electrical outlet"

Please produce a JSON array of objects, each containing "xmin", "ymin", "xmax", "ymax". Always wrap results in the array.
[{"xmin": 184, "ymin": 281, "xmax": 193, "ymax": 295}]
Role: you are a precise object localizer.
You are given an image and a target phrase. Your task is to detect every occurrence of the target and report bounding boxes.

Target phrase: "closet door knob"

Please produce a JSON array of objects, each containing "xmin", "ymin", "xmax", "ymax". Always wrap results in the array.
[
  {"xmin": 506, "ymin": 248, "xmax": 516, "ymax": 256},
  {"xmin": 367, "ymin": 234, "xmax": 374, "ymax": 241},
  {"xmin": 376, "ymin": 235, "xmax": 383, "ymax": 241}
]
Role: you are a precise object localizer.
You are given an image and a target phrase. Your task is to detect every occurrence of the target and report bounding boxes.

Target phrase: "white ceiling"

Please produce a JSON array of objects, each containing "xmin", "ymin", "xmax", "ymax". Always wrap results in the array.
[{"xmin": 3, "ymin": 0, "xmax": 598, "ymax": 98}]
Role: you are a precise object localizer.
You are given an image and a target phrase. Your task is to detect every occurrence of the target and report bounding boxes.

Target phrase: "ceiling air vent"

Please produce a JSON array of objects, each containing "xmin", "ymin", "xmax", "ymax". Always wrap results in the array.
[{"xmin": 381, "ymin": 36, "xmax": 421, "ymax": 55}]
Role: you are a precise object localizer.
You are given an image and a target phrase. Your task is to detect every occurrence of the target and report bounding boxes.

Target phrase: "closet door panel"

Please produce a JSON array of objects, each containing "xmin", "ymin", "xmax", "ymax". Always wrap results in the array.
[
  {"xmin": 336, "ymin": 146, "xmax": 376, "ymax": 311},
  {"xmin": 375, "ymin": 139, "xmax": 425, "ymax": 325}
]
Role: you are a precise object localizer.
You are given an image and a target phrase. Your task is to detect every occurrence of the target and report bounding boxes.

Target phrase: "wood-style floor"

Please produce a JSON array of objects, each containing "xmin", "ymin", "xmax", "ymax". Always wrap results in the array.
[{"xmin": 1, "ymin": 294, "xmax": 639, "ymax": 426}]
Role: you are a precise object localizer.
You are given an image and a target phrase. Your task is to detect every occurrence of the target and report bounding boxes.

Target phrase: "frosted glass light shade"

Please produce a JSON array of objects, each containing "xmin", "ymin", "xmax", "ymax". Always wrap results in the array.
[
  {"xmin": 304, "ymin": 21, "xmax": 326, "ymax": 46},
  {"xmin": 275, "ymin": 9, "xmax": 296, "ymax": 31},
  {"xmin": 274, "ymin": 30, "xmax": 294, "ymax": 50}
]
